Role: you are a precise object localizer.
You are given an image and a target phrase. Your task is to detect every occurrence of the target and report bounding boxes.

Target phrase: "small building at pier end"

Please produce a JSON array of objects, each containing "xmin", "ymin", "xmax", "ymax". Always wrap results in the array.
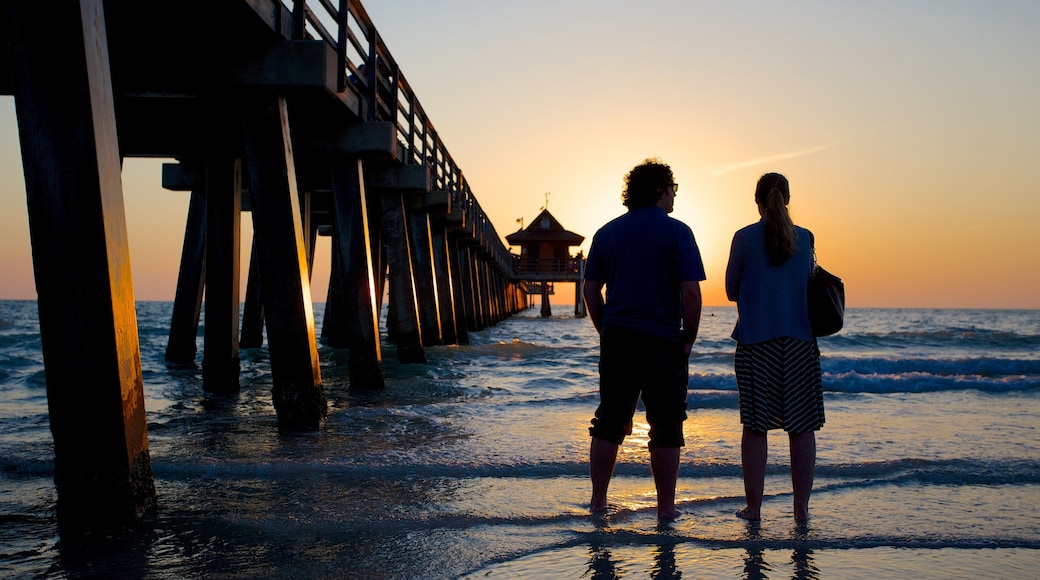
[{"xmin": 506, "ymin": 209, "xmax": 586, "ymax": 317}]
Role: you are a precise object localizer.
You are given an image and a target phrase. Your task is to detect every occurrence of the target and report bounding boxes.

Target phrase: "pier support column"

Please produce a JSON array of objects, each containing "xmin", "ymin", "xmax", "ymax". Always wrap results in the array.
[
  {"xmin": 465, "ymin": 246, "xmax": 487, "ymax": 331},
  {"xmin": 202, "ymin": 160, "xmax": 242, "ymax": 393},
  {"xmin": 239, "ymin": 240, "xmax": 265, "ymax": 348},
  {"xmin": 166, "ymin": 187, "xmax": 206, "ymax": 366},
  {"xmin": 240, "ymin": 95, "xmax": 325, "ymax": 428},
  {"xmin": 476, "ymin": 259, "xmax": 491, "ymax": 330},
  {"xmin": 330, "ymin": 158, "xmax": 386, "ymax": 389},
  {"xmin": 320, "ymin": 245, "xmax": 348, "ymax": 347},
  {"xmin": 382, "ymin": 190, "xmax": 425, "ymax": 362},
  {"xmin": 408, "ymin": 209, "xmax": 443, "ymax": 346},
  {"xmin": 7, "ymin": 0, "xmax": 155, "ymax": 526},
  {"xmin": 446, "ymin": 233, "xmax": 470, "ymax": 345},
  {"xmin": 431, "ymin": 226, "xmax": 459, "ymax": 345}
]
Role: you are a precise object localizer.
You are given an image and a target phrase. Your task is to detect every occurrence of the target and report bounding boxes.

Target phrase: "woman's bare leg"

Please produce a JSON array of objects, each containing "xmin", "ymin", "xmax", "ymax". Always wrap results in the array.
[
  {"xmin": 789, "ymin": 430, "xmax": 816, "ymax": 521},
  {"xmin": 739, "ymin": 427, "xmax": 767, "ymax": 521}
]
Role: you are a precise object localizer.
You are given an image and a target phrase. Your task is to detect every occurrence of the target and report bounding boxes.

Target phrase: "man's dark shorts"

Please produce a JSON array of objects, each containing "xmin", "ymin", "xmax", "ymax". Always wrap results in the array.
[{"xmin": 589, "ymin": 324, "xmax": 689, "ymax": 448}]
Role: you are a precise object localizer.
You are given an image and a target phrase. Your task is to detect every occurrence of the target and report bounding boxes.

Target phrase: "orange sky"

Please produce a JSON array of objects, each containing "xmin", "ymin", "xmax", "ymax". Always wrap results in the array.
[{"xmin": 2, "ymin": 2, "xmax": 1039, "ymax": 309}]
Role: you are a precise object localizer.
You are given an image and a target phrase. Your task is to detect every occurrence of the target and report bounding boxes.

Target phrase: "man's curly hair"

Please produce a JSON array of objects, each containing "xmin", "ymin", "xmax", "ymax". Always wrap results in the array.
[{"xmin": 622, "ymin": 158, "xmax": 674, "ymax": 209}]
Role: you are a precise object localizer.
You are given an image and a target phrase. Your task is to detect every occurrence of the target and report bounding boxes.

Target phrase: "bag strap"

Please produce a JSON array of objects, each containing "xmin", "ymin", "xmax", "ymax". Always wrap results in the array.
[{"xmin": 809, "ymin": 232, "xmax": 819, "ymax": 276}]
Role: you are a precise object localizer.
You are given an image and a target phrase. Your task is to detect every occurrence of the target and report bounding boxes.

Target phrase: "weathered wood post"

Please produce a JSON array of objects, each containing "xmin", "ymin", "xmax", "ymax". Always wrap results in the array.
[
  {"xmin": 320, "ymin": 244, "xmax": 348, "ymax": 347},
  {"xmin": 445, "ymin": 209, "xmax": 470, "ymax": 345},
  {"xmin": 381, "ymin": 189, "xmax": 426, "ymax": 362},
  {"xmin": 165, "ymin": 186, "xmax": 206, "ymax": 366},
  {"xmin": 239, "ymin": 241, "xmax": 265, "ymax": 348},
  {"xmin": 6, "ymin": 0, "xmax": 156, "ymax": 525},
  {"xmin": 202, "ymin": 160, "xmax": 242, "ymax": 393},
  {"xmin": 477, "ymin": 259, "xmax": 493, "ymax": 330},
  {"xmin": 240, "ymin": 95, "xmax": 326, "ymax": 428},
  {"xmin": 467, "ymin": 245, "xmax": 488, "ymax": 331},
  {"xmin": 330, "ymin": 158, "xmax": 386, "ymax": 389},
  {"xmin": 408, "ymin": 209, "xmax": 443, "ymax": 346},
  {"xmin": 430, "ymin": 218, "xmax": 459, "ymax": 345}
]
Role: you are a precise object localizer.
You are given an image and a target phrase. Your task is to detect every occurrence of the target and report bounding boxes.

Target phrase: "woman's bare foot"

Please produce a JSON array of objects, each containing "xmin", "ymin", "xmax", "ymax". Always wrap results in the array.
[
  {"xmin": 736, "ymin": 507, "xmax": 761, "ymax": 522},
  {"xmin": 658, "ymin": 507, "xmax": 681, "ymax": 521},
  {"xmin": 794, "ymin": 502, "xmax": 809, "ymax": 522}
]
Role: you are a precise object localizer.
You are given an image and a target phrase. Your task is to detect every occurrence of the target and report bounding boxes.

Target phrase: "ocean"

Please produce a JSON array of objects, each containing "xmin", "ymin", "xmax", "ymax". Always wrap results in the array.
[{"xmin": 1, "ymin": 301, "xmax": 1038, "ymax": 579}]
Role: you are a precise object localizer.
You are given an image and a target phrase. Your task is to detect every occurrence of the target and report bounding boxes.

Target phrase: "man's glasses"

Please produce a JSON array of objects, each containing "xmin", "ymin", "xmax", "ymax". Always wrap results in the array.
[{"xmin": 663, "ymin": 183, "xmax": 678, "ymax": 193}]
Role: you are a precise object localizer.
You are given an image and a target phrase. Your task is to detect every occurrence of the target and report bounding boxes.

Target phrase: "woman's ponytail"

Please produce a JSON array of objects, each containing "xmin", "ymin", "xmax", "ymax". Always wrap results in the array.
[{"xmin": 755, "ymin": 173, "xmax": 796, "ymax": 265}]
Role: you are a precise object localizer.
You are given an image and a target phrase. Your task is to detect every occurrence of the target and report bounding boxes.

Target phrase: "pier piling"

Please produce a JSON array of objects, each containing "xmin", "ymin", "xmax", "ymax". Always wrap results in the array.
[
  {"xmin": 7, "ymin": 0, "xmax": 156, "ymax": 525},
  {"xmin": 241, "ymin": 95, "xmax": 325, "ymax": 427},
  {"xmin": 201, "ymin": 159, "xmax": 243, "ymax": 393},
  {"xmin": 165, "ymin": 187, "xmax": 207, "ymax": 366},
  {"xmin": 330, "ymin": 158, "xmax": 386, "ymax": 390}
]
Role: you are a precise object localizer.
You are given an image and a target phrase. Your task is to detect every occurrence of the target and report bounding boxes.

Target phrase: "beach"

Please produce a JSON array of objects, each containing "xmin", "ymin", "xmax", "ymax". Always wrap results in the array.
[{"xmin": 1, "ymin": 301, "xmax": 1038, "ymax": 578}]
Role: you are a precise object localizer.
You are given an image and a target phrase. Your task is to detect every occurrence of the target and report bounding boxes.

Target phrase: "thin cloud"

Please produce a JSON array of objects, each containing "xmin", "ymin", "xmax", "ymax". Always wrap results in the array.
[{"xmin": 711, "ymin": 138, "xmax": 851, "ymax": 177}]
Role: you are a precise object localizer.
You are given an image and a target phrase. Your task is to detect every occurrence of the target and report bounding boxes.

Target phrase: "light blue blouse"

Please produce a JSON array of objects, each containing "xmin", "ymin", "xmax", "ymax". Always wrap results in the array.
[{"xmin": 725, "ymin": 220, "xmax": 815, "ymax": 344}]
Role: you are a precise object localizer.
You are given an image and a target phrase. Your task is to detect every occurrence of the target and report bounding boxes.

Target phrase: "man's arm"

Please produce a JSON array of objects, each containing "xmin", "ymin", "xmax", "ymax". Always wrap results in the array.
[
  {"xmin": 680, "ymin": 280, "xmax": 703, "ymax": 356},
  {"xmin": 583, "ymin": 279, "xmax": 605, "ymax": 334}
]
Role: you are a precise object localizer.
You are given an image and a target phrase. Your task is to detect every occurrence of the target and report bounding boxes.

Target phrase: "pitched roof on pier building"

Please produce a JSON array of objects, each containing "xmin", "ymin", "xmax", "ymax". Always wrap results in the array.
[{"xmin": 505, "ymin": 209, "xmax": 584, "ymax": 246}]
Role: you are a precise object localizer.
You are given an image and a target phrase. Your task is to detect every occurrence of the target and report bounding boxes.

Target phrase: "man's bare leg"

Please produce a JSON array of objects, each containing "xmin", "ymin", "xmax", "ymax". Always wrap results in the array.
[
  {"xmin": 789, "ymin": 430, "xmax": 816, "ymax": 522},
  {"xmin": 738, "ymin": 427, "xmax": 767, "ymax": 521},
  {"xmin": 590, "ymin": 437, "xmax": 619, "ymax": 513},
  {"xmin": 650, "ymin": 446, "xmax": 681, "ymax": 520}
]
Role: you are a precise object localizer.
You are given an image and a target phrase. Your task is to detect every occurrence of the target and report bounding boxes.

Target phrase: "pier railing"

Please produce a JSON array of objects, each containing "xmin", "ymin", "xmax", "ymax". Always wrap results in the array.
[
  {"xmin": 513, "ymin": 258, "xmax": 583, "ymax": 275},
  {"xmin": 268, "ymin": 0, "xmax": 510, "ymax": 276}
]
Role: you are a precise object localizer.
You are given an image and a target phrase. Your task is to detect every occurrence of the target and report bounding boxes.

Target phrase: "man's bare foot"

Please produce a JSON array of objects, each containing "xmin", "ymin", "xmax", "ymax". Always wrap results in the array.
[
  {"xmin": 590, "ymin": 497, "xmax": 608, "ymax": 514},
  {"xmin": 736, "ymin": 507, "xmax": 761, "ymax": 522}
]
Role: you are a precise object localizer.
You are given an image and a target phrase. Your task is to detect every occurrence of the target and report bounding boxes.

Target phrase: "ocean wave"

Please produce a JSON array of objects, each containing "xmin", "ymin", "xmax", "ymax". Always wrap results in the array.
[
  {"xmin": 126, "ymin": 456, "xmax": 1040, "ymax": 487},
  {"xmin": 687, "ymin": 359, "xmax": 1040, "ymax": 396},
  {"xmin": 822, "ymin": 356, "xmax": 1040, "ymax": 377},
  {"xmin": 825, "ymin": 328, "xmax": 1040, "ymax": 351},
  {"xmin": 825, "ymin": 371, "xmax": 1039, "ymax": 394}
]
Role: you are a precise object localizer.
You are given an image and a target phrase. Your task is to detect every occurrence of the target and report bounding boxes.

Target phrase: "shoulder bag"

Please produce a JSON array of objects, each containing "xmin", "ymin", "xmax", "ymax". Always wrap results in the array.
[{"xmin": 808, "ymin": 247, "xmax": 845, "ymax": 337}]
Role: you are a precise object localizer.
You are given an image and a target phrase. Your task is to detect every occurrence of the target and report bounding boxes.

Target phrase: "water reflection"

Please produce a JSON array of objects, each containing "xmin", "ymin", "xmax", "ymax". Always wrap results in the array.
[
  {"xmin": 741, "ymin": 522, "xmax": 820, "ymax": 580},
  {"xmin": 651, "ymin": 542, "xmax": 681, "ymax": 579},
  {"xmin": 586, "ymin": 542, "xmax": 618, "ymax": 579},
  {"xmin": 742, "ymin": 524, "xmax": 771, "ymax": 580}
]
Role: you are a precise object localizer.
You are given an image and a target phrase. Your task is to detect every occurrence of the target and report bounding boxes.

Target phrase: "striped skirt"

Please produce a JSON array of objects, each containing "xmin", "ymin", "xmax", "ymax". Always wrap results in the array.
[{"xmin": 735, "ymin": 337, "xmax": 825, "ymax": 434}]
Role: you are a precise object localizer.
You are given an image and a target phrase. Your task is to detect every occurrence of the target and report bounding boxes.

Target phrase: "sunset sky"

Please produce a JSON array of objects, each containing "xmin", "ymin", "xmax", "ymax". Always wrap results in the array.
[{"xmin": 2, "ymin": 1, "xmax": 1038, "ymax": 308}]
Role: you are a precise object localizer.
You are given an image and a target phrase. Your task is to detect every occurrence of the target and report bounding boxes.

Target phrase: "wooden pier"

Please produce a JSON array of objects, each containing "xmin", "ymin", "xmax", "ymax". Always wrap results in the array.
[{"xmin": 0, "ymin": 0, "xmax": 537, "ymax": 527}]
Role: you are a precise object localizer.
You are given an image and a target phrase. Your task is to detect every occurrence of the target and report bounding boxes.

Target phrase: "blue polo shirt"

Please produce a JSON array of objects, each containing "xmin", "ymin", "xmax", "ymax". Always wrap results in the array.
[{"xmin": 585, "ymin": 206, "xmax": 706, "ymax": 338}]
